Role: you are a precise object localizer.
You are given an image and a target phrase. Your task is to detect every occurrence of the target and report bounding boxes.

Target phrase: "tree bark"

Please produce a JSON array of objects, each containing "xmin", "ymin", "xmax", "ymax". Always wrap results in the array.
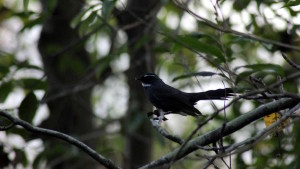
[
  {"xmin": 38, "ymin": 0, "xmax": 97, "ymax": 168},
  {"xmin": 116, "ymin": 0, "xmax": 162, "ymax": 168}
]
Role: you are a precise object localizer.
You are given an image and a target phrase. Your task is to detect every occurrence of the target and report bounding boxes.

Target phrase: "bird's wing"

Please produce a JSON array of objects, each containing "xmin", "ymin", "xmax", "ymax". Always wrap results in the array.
[{"xmin": 149, "ymin": 85, "xmax": 201, "ymax": 116}]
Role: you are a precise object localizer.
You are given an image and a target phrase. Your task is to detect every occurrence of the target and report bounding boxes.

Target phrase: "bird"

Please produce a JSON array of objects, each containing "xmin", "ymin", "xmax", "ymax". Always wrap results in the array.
[{"xmin": 136, "ymin": 73, "xmax": 234, "ymax": 117}]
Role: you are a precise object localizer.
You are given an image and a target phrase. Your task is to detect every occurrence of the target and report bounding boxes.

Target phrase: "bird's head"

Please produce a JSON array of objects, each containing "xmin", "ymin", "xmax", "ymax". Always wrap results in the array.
[{"xmin": 136, "ymin": 73, "xmax": 162, "ymax": 88}]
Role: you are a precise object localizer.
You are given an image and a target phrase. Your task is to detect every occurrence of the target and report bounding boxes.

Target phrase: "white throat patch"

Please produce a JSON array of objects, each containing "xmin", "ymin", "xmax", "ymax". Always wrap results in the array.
[
  {"xmin": 144, "ymin": 74, "xmax": 155, "ymax": 77},
  {"xmin": 142, "ymin": 83, "xmax": 151, "ymax": 88}
]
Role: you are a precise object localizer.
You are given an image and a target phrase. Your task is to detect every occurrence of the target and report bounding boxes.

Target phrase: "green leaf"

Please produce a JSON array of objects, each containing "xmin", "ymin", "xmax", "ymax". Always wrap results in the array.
[
  {"xmin": 0, "ymin": 54, "xmax": 14, "ymax": 67},
  {"xmin": 23, "ymin": 0, "xmax": 29, "ymax": 14},
  {"xmin": 282, "ymin": 0, "xmax": 300, "ymax": 8},
  {"xmin": 71, "ymin": 10, "xmax": 86, "ymax": 29},
  {"xmin": 0, "ymin": 82, "xmax": 13, "ymax": 103},
  {"xmin": 20, "ymin": 17, "xmax": 43, "ymax": 32},
  {"xmin": 235, "ymin": 70, "xmax": 254, "ymax": 84},
  {"xmin": 235, "ymin": 64, "xmax": 285, "ymax": 85},
  {"xmin": 15, "ymin": 60, "xmax": 43, "ymax": 71},
  {"xmin": 0, "ymin": 54, "xmax": 14, "ymax": 80},
  {"xmin": 233, "ymin": 0, "xmax": 251, "ymax": 11},
  {"xmin": 102, "ymin": 0, "xmax": 115, "ymax": 19},
  {"xmin": 174, "ymin": 35, "xmax": 225, "ymax": 62},
  {"xmin": 78, "ymin": 11, "xmax": 98, "ymax": 36},
  {"xmin": 71, "ymin": 4, "xmax": 100, "ymax": 29},
  {"xmin": 33, "ymin": 152, "xmax": 44, "ymax": 169},
  {"xmin": 17, "ymin": 78, "xmax": 47, "ymax": 90},
  {"xmin": 14, "ymin": 148, "xmax": 28, "ymax": 167},
  {"xmin": 0, "ymin": 7, "xmax": 13, "ymax": 23},
  {"xmin": 19, "ymin": 92, "xmax": 38, "ymax": 123},
  {"xmin": 239, "ymin": 64, "xmax": 285, "ymax": 76},
  {"xmin": 0, "ymin": 66, "xmax": 9, "ymax": 80},
  {"xmin": 13, "ymin": 11, "xmax": 36, "ymax": 18},
  {"xmin": 170, "ymin": 43, "xmax": 182, "ymax": 54}
]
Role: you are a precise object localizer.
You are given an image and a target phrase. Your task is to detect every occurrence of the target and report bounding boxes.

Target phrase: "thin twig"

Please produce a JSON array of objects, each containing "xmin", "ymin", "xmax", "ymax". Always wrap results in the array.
[
  {"xmin": 203, "ymin": 156, "xmax": 218, "ymax": 169},
  {"xmin": 243, "ymin": 92, "xmax": 300, "ymax": 100},
  {"xmin": 281, "ymin": 52, "xmax": 300, "ymax": 70}
]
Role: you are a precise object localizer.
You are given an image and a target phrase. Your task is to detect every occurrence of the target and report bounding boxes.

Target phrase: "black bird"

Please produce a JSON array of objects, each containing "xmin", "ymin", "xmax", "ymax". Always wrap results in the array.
[{"xmin": 136, "ymin": 73, "xmax": 234, "ymax": 117}]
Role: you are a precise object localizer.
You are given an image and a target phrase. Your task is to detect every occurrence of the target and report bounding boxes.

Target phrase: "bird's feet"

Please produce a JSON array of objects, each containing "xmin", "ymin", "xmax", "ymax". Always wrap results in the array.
[{"xmin": 147, "ymin": 110, "xmax": 168, "ymax": 125}]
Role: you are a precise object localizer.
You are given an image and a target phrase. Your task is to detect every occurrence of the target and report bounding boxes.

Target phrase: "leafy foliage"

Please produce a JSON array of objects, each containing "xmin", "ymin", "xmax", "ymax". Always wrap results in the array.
[
  {"xmin": 0, "ymin": 82, "xmax": 13, "ymax": 103},
  {"xmin": 19, "ymin": 91, "xmax": 38, "ymax": 123},
  {"xmin": 0, "ymin": 0, "xmax": 300, "ymax": 168}
]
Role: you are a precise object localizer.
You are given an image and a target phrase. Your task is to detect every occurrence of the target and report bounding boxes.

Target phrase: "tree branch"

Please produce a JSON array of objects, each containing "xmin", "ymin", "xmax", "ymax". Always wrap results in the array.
[
  {"xmin": 198, "ymin": 103, "xmax": 299, "ymax": 160},
  {"xmin": 140, "ymin": 97, "xmax": 300, "ymax": 168},
  {"xmin": 0, "ymin": 110, "xmax": 120, "ymax": 169},
  {"xmin": 149, "ymin": 119, "xmax": 184, "ymax": 145}
]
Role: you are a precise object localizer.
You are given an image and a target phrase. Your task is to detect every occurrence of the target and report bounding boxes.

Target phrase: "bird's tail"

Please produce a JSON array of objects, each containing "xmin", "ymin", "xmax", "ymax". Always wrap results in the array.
[{"xmin": 189, "ymin": 88, "xmax": 234, "ymax": 103}]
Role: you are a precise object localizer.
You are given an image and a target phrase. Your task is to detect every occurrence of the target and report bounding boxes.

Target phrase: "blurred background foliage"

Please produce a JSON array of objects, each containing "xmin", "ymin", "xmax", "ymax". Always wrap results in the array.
[{"xmin": 0, "ymin": 0, "xmax": 300, "ymax": 168}]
